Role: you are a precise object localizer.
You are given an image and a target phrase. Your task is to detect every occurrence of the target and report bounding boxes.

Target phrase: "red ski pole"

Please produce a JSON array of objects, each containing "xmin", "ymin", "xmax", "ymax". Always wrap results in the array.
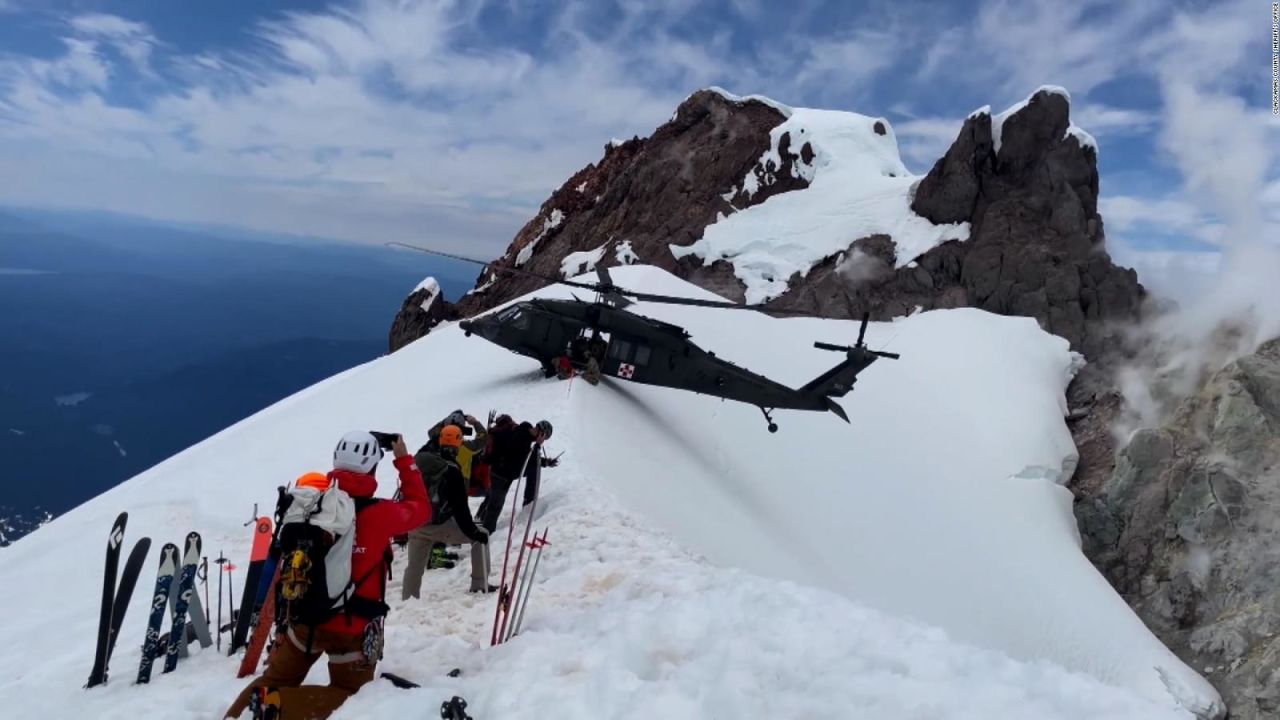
[
  {"xmin": 490, "ymin": 445, "xmax": 534, "ymax": 646},
  {"xmin": 497, "ymin": 455, "xmax": 541, "ymax": 644}
]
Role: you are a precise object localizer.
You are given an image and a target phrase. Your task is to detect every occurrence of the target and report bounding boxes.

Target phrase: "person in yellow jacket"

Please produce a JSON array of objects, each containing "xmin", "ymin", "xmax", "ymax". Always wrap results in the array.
[{"xmin": 424, "ymin": 410, "xmax": 488, "ymax": 485}]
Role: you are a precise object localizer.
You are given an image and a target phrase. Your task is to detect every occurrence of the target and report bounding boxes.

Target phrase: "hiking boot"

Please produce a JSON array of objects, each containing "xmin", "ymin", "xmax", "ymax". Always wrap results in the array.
[
  {"xmin": 249, "ymin": 687, "xmax": 281, "ymax": 720},
  {"xmin": 469, "ymin": 584, "xmax": 499, "ymax": 594},
  {"xmin": 428, "ymin": 557, "xmax": 457, "ymax": 570}
]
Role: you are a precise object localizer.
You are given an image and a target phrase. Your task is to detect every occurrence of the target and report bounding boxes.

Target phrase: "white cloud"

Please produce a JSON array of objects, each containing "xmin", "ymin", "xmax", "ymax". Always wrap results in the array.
[
  {"xmin": 1072, "ymin": 105, "xmax": 1157, "ymax": 134},
  {"xmin": 68, "ymin": 13, "xmax": 157, "ymax": 74},
  {"xmin": 893, "ymin": 117, "xmax": 962, "ymax": 171},
  {"xmin": 920, "ymin": 0, "xmax": 1162, "ymax": 98}
]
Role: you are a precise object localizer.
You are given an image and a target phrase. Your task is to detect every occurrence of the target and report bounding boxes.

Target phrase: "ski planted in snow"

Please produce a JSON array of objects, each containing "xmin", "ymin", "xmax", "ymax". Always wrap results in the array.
[
  {"xmin": 229, "ymin": 516, "xmax": 272, "ymax": 654},
  {"xmin": 163, "ymin": 531, "xmax": 201, "ymax": 673},
  {"xmin": 87, "ymin": 512, "xmax": 128, "ymax": 689},
  {"xmin": 102, "ymin": 536, "xmax": 152, "ymax": 680},
  {"xmin": 236, "ymin": 563, "xmax": 280, "ymax": 678},
  {"xmin": 137, "ymin": 542, "xmax": 179, "ymax": 684}
]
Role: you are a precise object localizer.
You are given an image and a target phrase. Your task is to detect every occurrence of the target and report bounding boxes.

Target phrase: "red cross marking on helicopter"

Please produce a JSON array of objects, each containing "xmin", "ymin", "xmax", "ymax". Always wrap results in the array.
[{"xmin": 617, "ymin": 363, "xmax": 635, "ymax": 379}]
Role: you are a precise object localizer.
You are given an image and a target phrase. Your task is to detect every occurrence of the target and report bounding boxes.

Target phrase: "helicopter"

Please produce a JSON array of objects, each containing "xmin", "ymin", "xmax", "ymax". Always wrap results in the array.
[{"xmin": 388, "ymin": 242, "xmax": 899, "ymax": 432}]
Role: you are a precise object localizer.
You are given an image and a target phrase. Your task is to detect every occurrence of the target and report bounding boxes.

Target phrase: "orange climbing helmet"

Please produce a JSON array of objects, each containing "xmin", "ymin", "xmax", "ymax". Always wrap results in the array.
[
  {"xmin": 438, "ymin": 424, "xmax": 464, "ymax": 448},
  {"xmin": 294, "ymin": 471, "xmax": 329, "ymax": 491}
]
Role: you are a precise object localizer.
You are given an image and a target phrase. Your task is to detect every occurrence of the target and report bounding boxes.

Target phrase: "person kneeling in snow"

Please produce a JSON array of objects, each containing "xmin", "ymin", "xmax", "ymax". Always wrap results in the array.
[
  {"xmin": 402, "ymin": 424, "xmax": 493, "ymax": 595},
  {"xmin": 225, "ymin": 431, "xmax": 429, "ymax": 720}
]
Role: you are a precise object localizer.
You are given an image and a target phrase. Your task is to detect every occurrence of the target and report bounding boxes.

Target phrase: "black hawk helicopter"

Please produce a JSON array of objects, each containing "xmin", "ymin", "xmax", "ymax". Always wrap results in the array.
[{"xmin": 389, "ymin": 242, "xmax": 899, "ymax": 432}]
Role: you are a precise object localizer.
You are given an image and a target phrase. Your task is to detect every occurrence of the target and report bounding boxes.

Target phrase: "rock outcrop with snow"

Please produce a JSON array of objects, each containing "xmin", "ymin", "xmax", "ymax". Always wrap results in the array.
[
  {"xmin": 451, "ymin": 89, "xmax": 791, "ymax": 317},
  {"xmin": 388, "ymin": 276, "xmax": 458, "ymax": 353},
  {"xmin": 400, "ymin": 87, "xmax": 1141, "ymax": 364},
  {"xmin": 1078, "ymin": 338, "xmax": 1280, "ymax": 720},
  {"xmin": 768, "ymin": 88, "xmax": 1141, "ymax": 361}
]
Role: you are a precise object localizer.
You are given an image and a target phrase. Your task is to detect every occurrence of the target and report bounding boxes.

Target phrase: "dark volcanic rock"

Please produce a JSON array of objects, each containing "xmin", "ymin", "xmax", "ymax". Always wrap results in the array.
[
  {"xmin": 388, "ymin": 281, "xmax": 459, "ymax": 353},
  {"xmin": 768, "ymin": 89, "xmax": 1142, "ymax": 361},
  {"xmin": 1085, "ymin": 339, "xmax": 1280, "ymax": 719},
  {"xmin": 451, "ymin": 89, "xmax": 792, "ymax": 318}
]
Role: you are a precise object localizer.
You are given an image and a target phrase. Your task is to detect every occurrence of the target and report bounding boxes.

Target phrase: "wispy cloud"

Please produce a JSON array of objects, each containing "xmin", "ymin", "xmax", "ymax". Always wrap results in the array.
[{"xmin": 0, "ymin": 0, "xmax": 1272, "ymax": 270}]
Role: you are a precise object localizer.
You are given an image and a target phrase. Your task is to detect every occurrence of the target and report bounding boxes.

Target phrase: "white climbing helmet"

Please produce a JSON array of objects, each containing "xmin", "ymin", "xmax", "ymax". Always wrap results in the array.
[{"xmin": 333, "ymin": 430, "xmax": 383, "ymax": 474}]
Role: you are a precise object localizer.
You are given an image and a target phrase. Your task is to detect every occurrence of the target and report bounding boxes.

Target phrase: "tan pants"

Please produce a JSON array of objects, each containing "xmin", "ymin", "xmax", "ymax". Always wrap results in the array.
[
  {"xmin": 402, "ymin": 519, "xmax": 490, "ymax": 597},
  {"xmin": 225, "ymin": 625, "xmax": 372, "ymax": 719}
]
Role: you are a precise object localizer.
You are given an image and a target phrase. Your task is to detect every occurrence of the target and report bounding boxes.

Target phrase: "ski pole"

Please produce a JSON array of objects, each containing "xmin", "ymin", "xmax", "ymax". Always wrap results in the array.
[
  {"xmin": 511, "ymin": 528, "xmax": 549, "ymax": 639},
  {"xmin": 226, "ymin": 562, "xmax": 237, "ymax": 639},
  {"xmin": 490, "ymin": 445, "xmax": 534, "ymax": 646},
  {"xmin": 504, "ymin": 532, "xmax": 539, "ymax": 643},
  {"xmin": 497, "ymin": 454, "xmax": 541, "ymax": 644},
  {"xmin": 199, "ymin": 557, "xmax": 210, "ymax": 636},
  {"xmin": 215, "ymin": 553, "xmax": 227, "ymax": 652}
]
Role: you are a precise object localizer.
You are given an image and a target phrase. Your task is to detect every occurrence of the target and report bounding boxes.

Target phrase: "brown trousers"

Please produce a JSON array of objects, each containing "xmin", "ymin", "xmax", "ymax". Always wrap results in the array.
[{"xmin": 225, "ymin": 625, "xmax": 373, "ymax": 719}]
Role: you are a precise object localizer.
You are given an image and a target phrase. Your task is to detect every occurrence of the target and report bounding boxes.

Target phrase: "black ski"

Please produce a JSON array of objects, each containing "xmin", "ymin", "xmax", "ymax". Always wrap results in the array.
[
  {"xmin": 102, "ymin": 536, "xmax": 151, "ymax": 682},
  {"xmin": 137, "ymin": 542, "xmax": 178, "ymax": 684},
  {"xmin": 87, "ymin": 512, "xmax": 127, "ymax": 689},
  {"xmin": 163, "ymin": 531, "xmax": 201, "ymax": 673}
]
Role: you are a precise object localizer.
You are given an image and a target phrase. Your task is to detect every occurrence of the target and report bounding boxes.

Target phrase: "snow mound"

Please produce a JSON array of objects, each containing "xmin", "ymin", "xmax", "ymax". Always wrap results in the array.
[
  {"xmin": 671, "ymin": 103, "xmax": 970, "ymax": 304},
  {"xmin": 614, "ymin": 240, "xmax": 639, "ymax": 265},
  {"xmin": 412, "ymin": 276, "xmax": 441, "ymax": 312},
  {"xmin": 0, "ymin": 266, "xmax": 1220, "ymax": 718},
  {"xmin": 560, "ymin": 243, "xmax": 607, "ymax": 278}
]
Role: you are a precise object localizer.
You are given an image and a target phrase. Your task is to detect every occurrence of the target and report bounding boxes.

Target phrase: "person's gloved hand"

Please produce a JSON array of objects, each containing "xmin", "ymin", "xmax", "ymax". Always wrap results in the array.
[{"xmin": 471, "ymin": 529, "xmax": 490, "ymax": 545}]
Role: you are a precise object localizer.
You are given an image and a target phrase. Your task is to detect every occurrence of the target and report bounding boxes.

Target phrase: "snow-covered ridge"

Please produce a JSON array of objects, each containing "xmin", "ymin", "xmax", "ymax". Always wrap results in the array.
[
  {"xmin": 516, "ymin": 209, "xmax": 564, "ymax": 267},
  {"xmin": 704, "ymin": 85, "xmax": 795, "ymax": 118},
  {"xmin": 0, "ymin": 266, "xmax": 1220, "ymax": 718},
  {"xmin": 672, "ymin": 95, "xmax": 970, "ymax": 304}
]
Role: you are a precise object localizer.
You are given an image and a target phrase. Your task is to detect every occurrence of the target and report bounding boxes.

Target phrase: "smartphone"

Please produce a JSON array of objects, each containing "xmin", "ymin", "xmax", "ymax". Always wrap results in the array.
[{"xmin": 369, "ymin": 431, "xmax": 401, "ymax": 451}]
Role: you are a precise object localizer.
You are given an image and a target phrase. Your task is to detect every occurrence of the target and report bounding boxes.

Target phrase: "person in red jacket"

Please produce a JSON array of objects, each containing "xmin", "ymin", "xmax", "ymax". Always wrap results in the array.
[{"xmin": 225, "ymin": 431, "xmax": 430, "ymax": 720}]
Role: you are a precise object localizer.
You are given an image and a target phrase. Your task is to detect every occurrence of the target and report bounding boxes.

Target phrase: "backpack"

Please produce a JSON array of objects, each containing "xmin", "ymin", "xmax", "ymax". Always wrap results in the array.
[
  {"xmin": 275, "ymin": 484, "xmax": 389, "ymax": 629},
  {"xmin": 414, "ymin": 448, "xmax": 457, "ymax": 525}
]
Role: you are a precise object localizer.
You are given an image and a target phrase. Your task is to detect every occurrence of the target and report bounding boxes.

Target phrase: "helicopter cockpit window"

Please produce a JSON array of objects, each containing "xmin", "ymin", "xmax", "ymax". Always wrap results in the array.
[
  {"xmin": 496, "ymin": 306, "xmax": 530, "ymax": 329},
  {"xmin": 634, "ymin": 344, "xmax": 651, "ymax": 366}
]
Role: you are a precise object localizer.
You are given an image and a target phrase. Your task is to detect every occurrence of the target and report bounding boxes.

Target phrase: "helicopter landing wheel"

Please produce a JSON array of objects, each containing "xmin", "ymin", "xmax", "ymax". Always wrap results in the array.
[{"xmin": 759, "ymin": 407, "xmax": 778, "ymax": 433}]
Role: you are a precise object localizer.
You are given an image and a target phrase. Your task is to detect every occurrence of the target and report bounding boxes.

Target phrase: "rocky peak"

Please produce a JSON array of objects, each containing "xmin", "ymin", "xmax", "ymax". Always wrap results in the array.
[
  {"xmin": 448, "ymin": 88, "xmax": 792, "ymax": 319},
  {"xmin": 769, "ymin": 87, "xmax": 1135, "ymax": 361}
]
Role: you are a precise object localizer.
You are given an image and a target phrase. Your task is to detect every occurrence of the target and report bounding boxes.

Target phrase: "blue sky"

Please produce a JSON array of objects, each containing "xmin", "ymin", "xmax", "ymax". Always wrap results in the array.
[{"xmin": 0, "ymin": 0, "xmax": 1276, "ymax": 289}]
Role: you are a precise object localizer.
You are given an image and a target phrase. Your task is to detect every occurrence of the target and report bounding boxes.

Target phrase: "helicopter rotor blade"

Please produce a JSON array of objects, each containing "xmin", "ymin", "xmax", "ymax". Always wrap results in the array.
[
  {"xmin": 387, "ymin": 241, "xmax": 584, "ymax": 288},
  {"xmin": 388, "ymin": 241, "xmax": 810, "ymax": 315},
  {"xmin": 622, "ymin": 290, "xmax": 811, "ymax": 315}
]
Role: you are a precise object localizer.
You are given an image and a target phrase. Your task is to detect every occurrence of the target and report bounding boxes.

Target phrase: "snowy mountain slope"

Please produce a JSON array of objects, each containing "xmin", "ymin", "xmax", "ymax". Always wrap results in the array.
[
  {"xmin": 0, "ymin": 266, "xmax": 1219, "ymax": 718},
  {"xmin": 671, "ymin": 90, "xmax": 969, "ymax": 304}
]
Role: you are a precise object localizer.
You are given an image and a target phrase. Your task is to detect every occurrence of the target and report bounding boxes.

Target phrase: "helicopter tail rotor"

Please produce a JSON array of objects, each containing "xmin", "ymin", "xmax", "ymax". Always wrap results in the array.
[{"xmin": 813, "ymin": 314, "xmax": 900, "ymax": 360}]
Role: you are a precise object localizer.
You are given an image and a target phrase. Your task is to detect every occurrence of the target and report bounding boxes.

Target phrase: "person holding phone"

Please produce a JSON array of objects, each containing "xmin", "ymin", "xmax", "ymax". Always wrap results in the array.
[
  {"xmin": 225, "ymin": 430, "xmax": 428, "ymax": 720},
  {"xmin": 402, "ymin": 425, "xmax": 493, "ymax": 596}
]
